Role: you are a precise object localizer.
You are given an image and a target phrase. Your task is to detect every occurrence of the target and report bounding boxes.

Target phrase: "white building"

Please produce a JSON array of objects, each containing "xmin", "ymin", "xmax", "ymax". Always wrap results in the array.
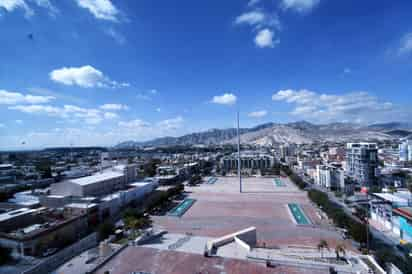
[
  {"xmin": 99, "ymin": 179, "xmax": 158, "ymax": 218},
  {"xmin": 370, "ymin": 192, "xmax": 410, "ymax": 234},
  {"xmin": 51, "ymin": 171, "xmax": 125, "ymax": 197},
  {"xmin": 315, "ymin": 165, "xmax": 345, "ymax": 190},
  {"xmin": 50, "ymin": 164, "xmax": 139, "ymax": 198},
  {"xmin": 399, "ymin": 140, "xmax": 412, "ymax": 162}
]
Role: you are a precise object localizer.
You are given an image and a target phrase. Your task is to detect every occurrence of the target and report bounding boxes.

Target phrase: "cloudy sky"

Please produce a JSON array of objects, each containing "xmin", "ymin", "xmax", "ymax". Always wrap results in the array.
[{"xmin": 1, "ymin": 0, "xmax": 412, "ymax": 149}]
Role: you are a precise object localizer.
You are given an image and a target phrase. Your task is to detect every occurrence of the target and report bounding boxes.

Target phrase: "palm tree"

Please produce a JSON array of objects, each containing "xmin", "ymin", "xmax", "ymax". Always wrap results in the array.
[
  {"xmin": 317, "ymin": 239, "xmax": 329, "ymax": 259},
  {"xmin": 335, "ymin": 243, "xmax": 346, "ymax": 260}
]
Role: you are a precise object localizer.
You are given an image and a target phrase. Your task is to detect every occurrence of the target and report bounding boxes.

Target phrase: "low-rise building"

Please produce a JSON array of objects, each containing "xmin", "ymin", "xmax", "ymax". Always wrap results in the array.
[
  {"xmin": 0, "ymin": 207, "xmax": 90, "ymax": 257},
  {"xmin": 51, "ymin": 171, "xmax": 125, "ymax": 197},
  {"xmin": 221, "ymin": 152, "xmax": 275, "ymax": 171},
  {"xmin": 370, "ymin": 192, "xmax": 411, "ymax": 237}
]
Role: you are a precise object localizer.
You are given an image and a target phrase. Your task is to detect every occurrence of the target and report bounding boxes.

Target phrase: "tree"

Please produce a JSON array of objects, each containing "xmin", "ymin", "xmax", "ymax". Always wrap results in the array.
[
  {"xmin": 35, "ymin": 159, "xmax": 52, "ymax": 179},
  {"xmin": 0, "ymin": 246, "xmax": 11, "ymax": 265},
  {"xmin": 98, "ymin": 221, "xmax": 115, "ymax": 240},
  {"xmin": 144, "ymin": 159, "xmax": 161, "ymax": 177},
  {"xmin": 188, "ymin": 175, "xmax": 202, "ymax": 186},
  {"xmin": 335, "ymin": 243, "xmax": 346, "ymax": 260},
  {"xmin": 317, "ymin": 239, "xmax": 329, "ymax": 259}
]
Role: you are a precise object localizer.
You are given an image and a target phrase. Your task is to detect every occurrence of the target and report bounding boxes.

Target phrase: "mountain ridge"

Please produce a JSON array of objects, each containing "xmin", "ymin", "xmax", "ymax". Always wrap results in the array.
[{"xmin": 115, "ymin": 121, "xmax": 412, "ymax": 148}]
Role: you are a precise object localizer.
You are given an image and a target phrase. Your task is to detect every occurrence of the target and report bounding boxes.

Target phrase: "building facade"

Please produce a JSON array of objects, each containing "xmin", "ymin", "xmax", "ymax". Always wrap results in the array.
[
  {"xmin": 221, "ymin": 152, "xmax": 275, "ymax": 171},
  {"xmin": 315, "ymin": 164, "xmax": 345, "ymax": 190},
  {"xmin": 346, "ymin": 143, "xmax": 378, "ymax": 186},
  {"xmin": 399, "ymin": 140, "xmax": 412, "ymax": 162}
]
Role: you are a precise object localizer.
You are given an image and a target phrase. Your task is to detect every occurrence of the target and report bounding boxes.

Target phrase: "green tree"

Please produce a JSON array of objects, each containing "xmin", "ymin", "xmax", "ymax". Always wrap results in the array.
[
  {"xmin": 35, "ymin": 159, "xmax": 53, "ymax": 179},
  {"xmin": 0, "ymin": 246, "xmax": 12, "ymax": 265},
  {"xmin": 144, "ymin": 159, "xmax": 161, "ymax": 177},
  {"xmin": 98, "ymin": 221, "xmax": 115, "ymax": 240}
]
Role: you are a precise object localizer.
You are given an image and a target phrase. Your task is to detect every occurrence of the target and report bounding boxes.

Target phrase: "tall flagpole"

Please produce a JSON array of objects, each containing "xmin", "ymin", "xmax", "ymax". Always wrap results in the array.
[{"xmin": 237, "ymin": 111, "xmax": 242, "ymax": 193}]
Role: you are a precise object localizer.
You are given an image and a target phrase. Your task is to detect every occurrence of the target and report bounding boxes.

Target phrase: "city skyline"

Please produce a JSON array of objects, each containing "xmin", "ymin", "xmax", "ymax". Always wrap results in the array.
[{"xmin": 1, "ymin": 0, "xmax": 412, "ymax": 149}]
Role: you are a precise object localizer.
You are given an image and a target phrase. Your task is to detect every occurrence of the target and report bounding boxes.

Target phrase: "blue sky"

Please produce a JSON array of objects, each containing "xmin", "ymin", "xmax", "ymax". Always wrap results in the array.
[{"xmin": 0, "ymin": 0, "xmax": 412, "ymax": 149}]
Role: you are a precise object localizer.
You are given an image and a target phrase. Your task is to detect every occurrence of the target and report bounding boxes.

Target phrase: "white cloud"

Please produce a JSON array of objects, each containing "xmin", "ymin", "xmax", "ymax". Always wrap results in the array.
[
  {"xmin": 50, "ymin": 65, "xmax": 129, "ymax": 88},
  {"xmin": 234, "ymin": 2, "xmax": 281, "ymax": 49},
  {"xmin": 248, "ymin": 110, "xmax": 268, "ymax": 118},
  {"xmin": 33, "ymin": 0, "xmax": 58, "ymax": 15},
  {"xmin": 155, "ymin": 108, "xmax": 161, "ymax": 112},
  {"xmin": 235, "ymin": 11, "xmax": 265, "ymax": 26},
  {"xmin": 100, "ymin": 103, "xmax": 129, "ymax": 111},
  {"xmin": 103, "ymin": 112, "xmax": 118, "ymax": 119},
  {"xmin": 235, "ymin": 10, "xmax": 280, "ymax": 29},
  {"xmin": 0, "ymin": 0, "xmax": 57, "ymax": 17},
  {"xmin": 118, "ymin": 119, "xmax": 150, "ymax": 128},
  {"xmin": 136, "ymin": 89, "xmax": 158, "ymax": 100},
  {"xmin": 74, "ymin": 0, "xmax": 119, "ymax": 21},
  {"xmin": 248, "ymin": 0, "xmax": 261, "ymax": 7},
  {"xmin": 281, "ymin": 0, "xmax": 320, "ymax": 13},
  {"xmin": 255, "ymin": 29, "xmax": 278, "ymax": 48},
  {"xmin": 399, "ymin": 32, "xmax": 412, "ymax": 55},
  {"xmin": 8, "ymin": 104, "xmax": 119, "ymax": 125},
  {"xmin": 0, "ymin": 90, "xmax": 55, "ymax": 104},
  {"xmin": 272, "ymin": 89, "xmax": 409, "ymax": 123},
  {"xmin": 212, "ymin": 93, "xmax": 237, "ymax": 105},
  {"xmin": 15, "ymin": 119, "xmax": 23, "ymax": 124},
  {"xmin": 104, "ymin": 27, "xmax": 126, "ymax": 44},
  {"xmin": 1, "ymin": 114, "xmax": 188, "ymax": 149},
  {"xmin": 0, "ymin": 123, "xmax": 5, "ymax": 128},
  {"xmin": 118, "ymin": 116, "xmax": 184, "ymax": 135},
  {"xmin": 157, "ymin": 116, "xmax": 184, "ymax": 130},
  {"xmin": 9, "ymin": 104, "xmax": 62, "ymax": 116}
]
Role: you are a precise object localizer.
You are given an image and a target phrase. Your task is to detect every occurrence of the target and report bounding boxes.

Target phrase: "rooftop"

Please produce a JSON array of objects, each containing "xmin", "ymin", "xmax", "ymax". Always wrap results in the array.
[
  {"xmin": 0, "ymin": 208, "xmax": 40, "ymax": 223},
  {"xmin": 65, "ymin": 203, "xmax": 98, "ymax": 209},
  {"xmin": 69, "ymin": 171, "xmax": 124, "ymax": 186},
  {"xmin": 372, "ymin": 193, "xmax": 409, "ymax": 205}
]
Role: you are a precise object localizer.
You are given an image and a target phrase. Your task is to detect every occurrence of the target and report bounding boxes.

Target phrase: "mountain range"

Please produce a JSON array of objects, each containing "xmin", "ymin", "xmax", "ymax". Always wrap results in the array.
[{"xmin": 115, "ymin": 121, "xmax": 412, "ymax": 148}]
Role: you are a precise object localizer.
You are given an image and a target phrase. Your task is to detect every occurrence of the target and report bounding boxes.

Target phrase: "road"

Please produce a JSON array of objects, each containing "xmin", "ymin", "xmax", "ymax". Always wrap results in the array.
[{"xmin": 293, "ymin": 168, "xmax": 399, "ymax": 248}]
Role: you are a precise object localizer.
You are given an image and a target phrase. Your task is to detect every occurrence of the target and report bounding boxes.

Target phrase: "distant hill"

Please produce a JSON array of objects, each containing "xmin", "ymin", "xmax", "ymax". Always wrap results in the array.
[
  {"xmin": 385, "ymin": 129, "xmax": 412, "ymax": 138},
  {"xmin": 367, "ymin": 122, "xmax": 412, "ymax": 131},
  {"xmin": 115, "ymin": 121, "xmax": 409, "ymax": 148}
]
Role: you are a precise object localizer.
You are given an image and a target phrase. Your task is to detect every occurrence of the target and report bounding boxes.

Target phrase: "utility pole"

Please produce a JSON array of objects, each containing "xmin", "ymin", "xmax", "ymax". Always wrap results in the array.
[{"xmin": 237, "ymin": 111, "xmax": 242, "ymax": 193}]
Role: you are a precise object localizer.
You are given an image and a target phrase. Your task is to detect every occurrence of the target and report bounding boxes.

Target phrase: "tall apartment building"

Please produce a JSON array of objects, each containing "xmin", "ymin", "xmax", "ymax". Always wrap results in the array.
[
  {"xmin": 346, "ymin": 143, "xmax": 378, "ymax": 186},
  {"xmin": 280, "ymin": 144, "xmax": 297, "ymax": 159},
  {"xmin": 399, "ymin": 140, "xmax": 412, "ymax": 162},
  {"xmin": 315, "ymin": 164, "xmax": 345, "ymax": 190}
]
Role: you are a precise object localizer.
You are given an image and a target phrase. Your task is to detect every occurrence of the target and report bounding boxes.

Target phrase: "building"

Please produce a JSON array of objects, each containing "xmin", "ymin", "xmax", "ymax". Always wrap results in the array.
[
  {"xmin": 346, "ymin": 143, "xmax": 378, "ymax": 186},
  {"xmin": 0, "ymin": 207, "xmax": 90, "ymax": 257},
  {"xmin": 50, "ymin": 164, "xmax": 138, "ymax": 198},
  {"xmin": 221, "ymin": 152, "xmax": 275, "ymax": 171},
  {"xmin": 51, "ymin": 171, "xmax": 125, "ymax": 197},
  {"xmin": 0, "ymin": 164, "xmax": 16, "ymax": 184},
  {"xmin": 392, "ymin": 207, "xmax": 412, "ymax": 243},
  {"xmin": 315, "ymin": 164, "xmax": 345, "ymax": 190},
  {"xmin": 99, "ymin": 179, "xmax": 158, "ymax": 218},
  {"xmin": 280, "ymin": 144, "xmax": 297, "ymax": 160},
  {"xmin": 370, "ymin": 192, "xmax": 412, "ymax": 243},
  {"xmin": 399, "ymin": 140, "xmax": 412, "ymax": 162}
]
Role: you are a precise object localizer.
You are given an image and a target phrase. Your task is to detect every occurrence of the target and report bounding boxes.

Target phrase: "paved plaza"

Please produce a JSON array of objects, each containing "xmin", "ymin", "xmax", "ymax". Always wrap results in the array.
[
  {"xmin": 153, "ymin": 176, "xmax": 348, "ymax": 248},
  {"xmin": 96, "ymin": 177, "xmax": 358, "ymax": 274}
]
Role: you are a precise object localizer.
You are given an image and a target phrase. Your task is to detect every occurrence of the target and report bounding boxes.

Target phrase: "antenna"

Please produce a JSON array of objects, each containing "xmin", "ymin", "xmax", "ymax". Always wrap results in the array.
[{"xmin": 237, "ymin": 111, "xmax": 242, "ymax": 193}]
